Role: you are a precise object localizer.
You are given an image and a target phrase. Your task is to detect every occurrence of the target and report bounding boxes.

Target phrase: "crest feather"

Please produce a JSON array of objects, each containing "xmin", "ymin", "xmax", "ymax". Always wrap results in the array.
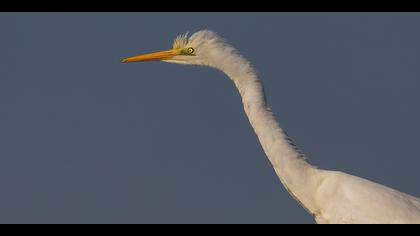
[{"xmin": 173, "ymin": 32, "xmax": 189, "ymax": 49}]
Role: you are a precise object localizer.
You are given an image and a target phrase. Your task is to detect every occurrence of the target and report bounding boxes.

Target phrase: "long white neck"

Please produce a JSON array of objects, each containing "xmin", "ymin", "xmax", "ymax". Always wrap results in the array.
[{"xmin": 213, "ymin": 51, "xmax": 322, "ymax": 214}]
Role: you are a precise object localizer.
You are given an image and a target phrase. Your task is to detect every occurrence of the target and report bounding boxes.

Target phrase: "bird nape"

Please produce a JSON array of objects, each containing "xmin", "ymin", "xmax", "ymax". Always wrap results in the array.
[{"xmin": 122, "ymin": 30, "xmax": 420, "ymax": 224}]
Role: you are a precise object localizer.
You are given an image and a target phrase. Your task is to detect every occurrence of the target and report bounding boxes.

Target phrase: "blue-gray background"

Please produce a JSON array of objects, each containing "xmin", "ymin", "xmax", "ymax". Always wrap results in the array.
[{"xmin": 0, "ymin": 13, "xmax": 419, "ymax": 224}]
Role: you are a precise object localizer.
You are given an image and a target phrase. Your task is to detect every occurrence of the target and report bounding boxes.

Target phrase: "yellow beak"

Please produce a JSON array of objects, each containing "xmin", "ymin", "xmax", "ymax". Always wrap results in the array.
[{"xmin": 122, "ymin": 49, "xmax": 180, "ymax": 63}]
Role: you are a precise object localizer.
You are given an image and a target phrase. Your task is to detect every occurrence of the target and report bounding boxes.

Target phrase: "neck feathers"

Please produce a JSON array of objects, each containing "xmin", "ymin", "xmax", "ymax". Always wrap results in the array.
[{"xmin": 215, "ymin": 50, "xmax": 320, "ymax": 214}]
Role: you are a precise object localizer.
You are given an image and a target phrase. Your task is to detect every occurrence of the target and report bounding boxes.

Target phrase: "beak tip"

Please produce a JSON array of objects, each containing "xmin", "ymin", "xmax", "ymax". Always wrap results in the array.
[{"xmin": 121, "ymin": 59, "xmax": 128, "ymax": 63}]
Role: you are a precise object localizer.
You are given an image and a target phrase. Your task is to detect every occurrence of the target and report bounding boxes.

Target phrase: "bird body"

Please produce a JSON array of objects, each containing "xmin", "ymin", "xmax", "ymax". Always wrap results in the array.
[
  {"xmin": 313, "ymin": 170, "xmax": 420, "ymax": 223},
  {"xmin": 123, "ymin": 30, "xmax": 420, "ymax": 224}
]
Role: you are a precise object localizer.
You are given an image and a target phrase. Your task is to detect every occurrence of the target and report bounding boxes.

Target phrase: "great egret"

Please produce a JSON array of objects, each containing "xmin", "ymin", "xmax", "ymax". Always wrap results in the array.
[{"xmin": 122, "ymin": 30, "xmax": 420, "ymax": 224}]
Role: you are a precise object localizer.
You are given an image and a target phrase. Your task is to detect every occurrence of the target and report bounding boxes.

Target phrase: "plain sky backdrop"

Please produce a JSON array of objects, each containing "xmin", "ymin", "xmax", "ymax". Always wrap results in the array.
[{"xmin": 0, "ymin": 13, "xmax": 419, "ymax": 224}]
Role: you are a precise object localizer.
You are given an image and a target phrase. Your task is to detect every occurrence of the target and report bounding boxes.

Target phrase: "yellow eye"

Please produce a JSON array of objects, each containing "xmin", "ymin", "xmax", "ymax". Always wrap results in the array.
[{"xmin": 187, "ymin": 47, "xmax": 194, "ymax": 54}]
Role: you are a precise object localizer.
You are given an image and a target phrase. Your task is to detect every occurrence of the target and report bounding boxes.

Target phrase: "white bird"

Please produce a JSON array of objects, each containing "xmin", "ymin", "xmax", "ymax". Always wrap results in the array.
[{"xmin": 122, "ymin": 30, "xmax": 420, "ymax": 224}]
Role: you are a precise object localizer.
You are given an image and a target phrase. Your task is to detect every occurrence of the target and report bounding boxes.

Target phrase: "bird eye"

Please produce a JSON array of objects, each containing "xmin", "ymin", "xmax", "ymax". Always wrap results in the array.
[{"xmin": 187, "ymin": 47, "xmax": 194, "ymax": 54}]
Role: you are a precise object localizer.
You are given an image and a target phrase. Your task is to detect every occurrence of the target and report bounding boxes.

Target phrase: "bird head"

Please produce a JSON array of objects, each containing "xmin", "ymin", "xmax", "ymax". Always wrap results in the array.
[{"xmin": 122, "ymin": 30, "xmax": 234, "ymax": 69}]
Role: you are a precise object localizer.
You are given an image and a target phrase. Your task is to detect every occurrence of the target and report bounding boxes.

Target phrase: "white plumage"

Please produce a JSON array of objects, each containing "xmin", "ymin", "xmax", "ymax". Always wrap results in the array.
[{"xmin": 123, "ymin": 30, "xmax": 420, "ymax": 224}]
